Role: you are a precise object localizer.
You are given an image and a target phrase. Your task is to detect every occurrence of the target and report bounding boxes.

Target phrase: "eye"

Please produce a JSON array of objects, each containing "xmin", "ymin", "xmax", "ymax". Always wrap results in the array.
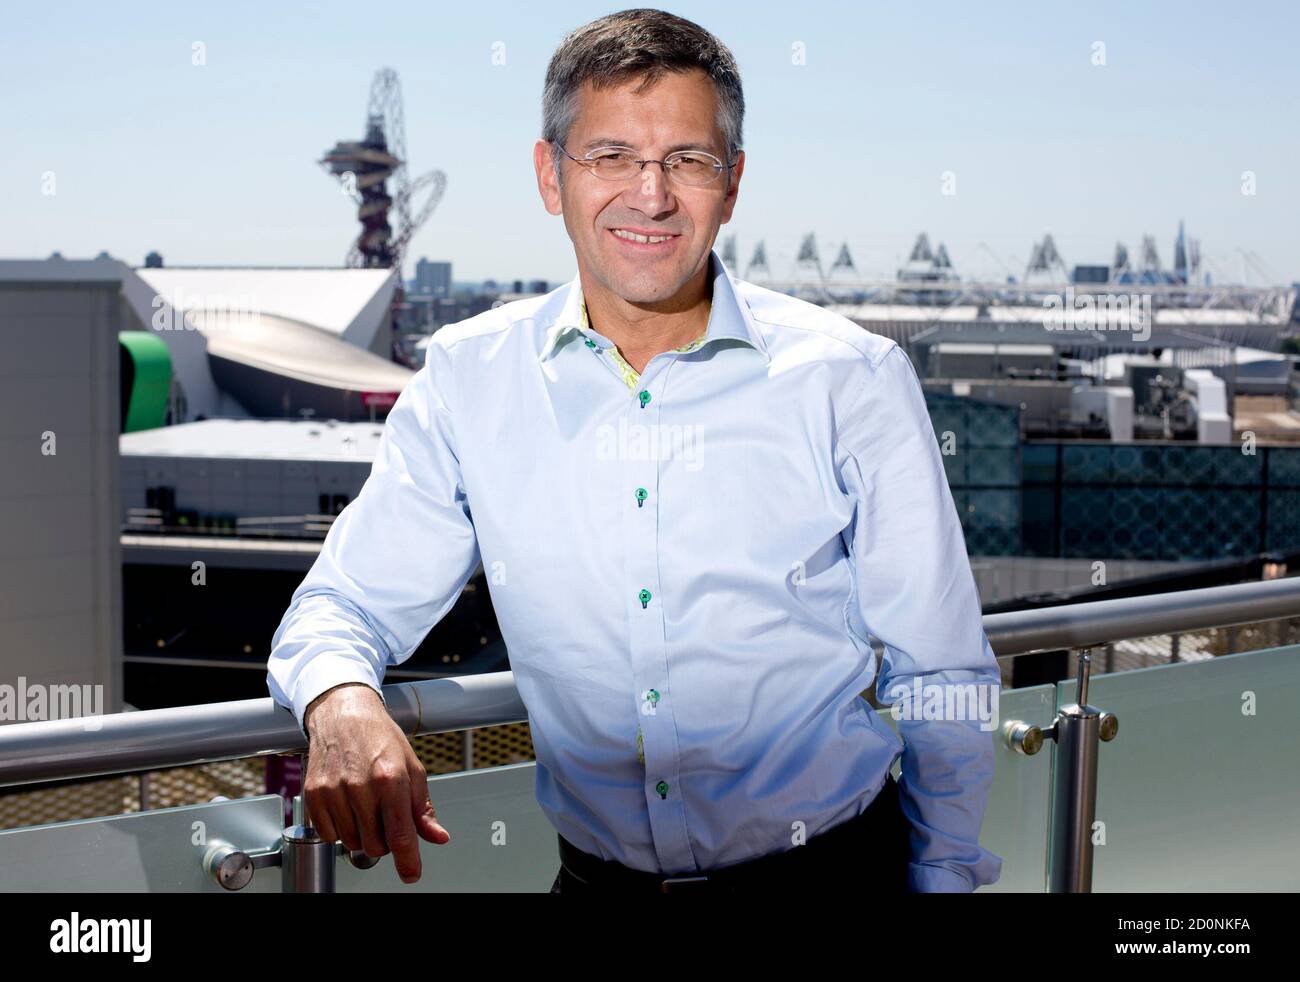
[
  {"xmin": 667, "ymin": 153, "xmax": 715, "ymax": 173},
  {"xmin": 589, "ymin": 148, "xmax": 631, "ymax": 162}
]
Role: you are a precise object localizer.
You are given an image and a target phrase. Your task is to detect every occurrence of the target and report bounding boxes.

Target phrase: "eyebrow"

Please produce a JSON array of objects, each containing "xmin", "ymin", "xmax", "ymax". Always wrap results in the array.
[{"xmin": 578, "ymin": 137, "xmax": 719, "ymax": 154}]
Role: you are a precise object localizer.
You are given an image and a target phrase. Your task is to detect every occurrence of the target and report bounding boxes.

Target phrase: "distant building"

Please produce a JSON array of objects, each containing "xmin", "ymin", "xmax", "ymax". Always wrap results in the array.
[
  {"xmin": 397, "ymin": 294, "xmax": 436, "ymax": 332},
  {"xmin": 1072, "ymin": 265, "xmax": 1110, "ymax": 285},
  {"xmin": 0, "ymin": 256, "xmax": 126, "ymax": 716},
  {"xmin": 413, "ymin": 258, "xmax": 452, "ymax": 298},
  {"xmin": 427, "ymin": 295, "xmax": 498, "ymax": 328},
  {"xmin": 123, "ymin": 266, "xmax": 410, "ymax": 421}
]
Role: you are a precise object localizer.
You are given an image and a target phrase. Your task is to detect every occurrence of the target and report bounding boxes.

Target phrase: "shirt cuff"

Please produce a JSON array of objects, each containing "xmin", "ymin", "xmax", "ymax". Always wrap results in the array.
[{"xmin": 908, "ymin": 862, "xmax": 977, "ymax": 893}]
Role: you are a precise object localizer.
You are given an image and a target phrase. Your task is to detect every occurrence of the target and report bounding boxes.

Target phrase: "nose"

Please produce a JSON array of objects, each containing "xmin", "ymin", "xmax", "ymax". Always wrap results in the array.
[{"xmin": 625, "ymin": 163, "xmax": 674, "ymax": 214}]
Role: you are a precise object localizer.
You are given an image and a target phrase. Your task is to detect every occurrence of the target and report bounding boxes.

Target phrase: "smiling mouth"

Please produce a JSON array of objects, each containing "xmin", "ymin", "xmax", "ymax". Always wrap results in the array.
[{"xmin": 608, "ymin": 227, "xmax": 681, "ymax": 249}]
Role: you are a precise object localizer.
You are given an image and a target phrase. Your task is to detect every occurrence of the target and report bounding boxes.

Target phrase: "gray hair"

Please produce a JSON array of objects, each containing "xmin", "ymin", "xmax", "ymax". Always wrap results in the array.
[{"xmin": 541, "ymin": 9, "xmax": 744, "ymax": 189}]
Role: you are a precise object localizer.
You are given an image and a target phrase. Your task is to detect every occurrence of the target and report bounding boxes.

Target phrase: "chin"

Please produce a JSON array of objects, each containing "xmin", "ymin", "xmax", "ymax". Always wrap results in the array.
[
  {"xmin": 604, "ymin": 264, "xmax": 687, "ymax": 302},
  {"xmin": 612, "ymin": 281, "xmax": 681, "ymax": 304}
]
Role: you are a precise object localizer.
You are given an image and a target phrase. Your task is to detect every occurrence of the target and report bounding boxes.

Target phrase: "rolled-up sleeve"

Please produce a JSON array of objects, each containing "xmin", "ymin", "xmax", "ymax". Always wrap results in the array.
[
  {"xmin": 266, "ymin": 337, "xmax": 481, "ymax": 738},
  {"xmin": 836, "ymin": 343, "xmax": 1003, "ymax": 892}
]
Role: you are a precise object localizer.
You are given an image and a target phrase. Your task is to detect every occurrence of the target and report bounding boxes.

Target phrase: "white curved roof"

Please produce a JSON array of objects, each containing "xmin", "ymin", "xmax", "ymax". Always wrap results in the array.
[
  {"xmin": 193, "ymin": 309, "xmax": 412, "ymax": 393},
  {"xmin": 136, "ymin": 267, "xmax": 397, "ymax": 348}
]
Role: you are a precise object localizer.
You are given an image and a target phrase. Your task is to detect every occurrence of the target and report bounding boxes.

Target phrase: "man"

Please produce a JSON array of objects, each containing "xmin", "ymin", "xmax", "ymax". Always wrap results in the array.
[{"xmin": 267, "ymin": 8, "xmax": 1003, "ymax": 894}]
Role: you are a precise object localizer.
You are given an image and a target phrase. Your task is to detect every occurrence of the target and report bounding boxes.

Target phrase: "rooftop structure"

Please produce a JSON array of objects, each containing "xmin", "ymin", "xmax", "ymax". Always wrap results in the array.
[
  {"xmin": 122, "ymin": 265, "xmax": 411, "ymax": 421},
  {"xmin": 120, "ymin": 418, "xmax": 387, "ymax": 461}
]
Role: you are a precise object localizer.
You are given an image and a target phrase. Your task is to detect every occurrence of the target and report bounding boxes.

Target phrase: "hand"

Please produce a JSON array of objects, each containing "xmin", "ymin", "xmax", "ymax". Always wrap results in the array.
[{"xmin": 302, "ymin": 682, "xmax": 451, "ymax": 883}]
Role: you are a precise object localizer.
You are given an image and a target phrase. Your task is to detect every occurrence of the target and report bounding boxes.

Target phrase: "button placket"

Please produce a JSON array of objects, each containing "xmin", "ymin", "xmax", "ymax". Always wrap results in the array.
[{"xmin": 620, "ymin": 373, "xmax": 695, "ymax": 873}]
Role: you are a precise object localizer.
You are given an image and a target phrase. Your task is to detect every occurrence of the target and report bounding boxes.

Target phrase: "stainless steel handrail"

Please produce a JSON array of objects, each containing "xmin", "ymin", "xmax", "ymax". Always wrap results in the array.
[
  {"xmin": 1, "ymin": 577, "xmax": 1297, "ymax": 789},
  {"xmin": 982, "ymin": 575, "xmax": 1300, "ymax": 655},
  {"xmin": 0, "ymin": 672, "xmax": 527, "ymax": 789}
]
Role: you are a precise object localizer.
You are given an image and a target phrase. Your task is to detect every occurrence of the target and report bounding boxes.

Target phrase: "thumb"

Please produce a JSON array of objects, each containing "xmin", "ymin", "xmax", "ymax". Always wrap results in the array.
[{"xmin": 410, "ymin": 771, "xmax": 451, "ymax": 844}]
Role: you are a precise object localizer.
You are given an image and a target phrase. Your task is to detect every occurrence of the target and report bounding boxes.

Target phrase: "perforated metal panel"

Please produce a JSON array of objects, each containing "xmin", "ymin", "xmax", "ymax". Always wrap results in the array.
[{"xmin": 0, "ymin": 723, "xmax": 537, "ymax": 832}]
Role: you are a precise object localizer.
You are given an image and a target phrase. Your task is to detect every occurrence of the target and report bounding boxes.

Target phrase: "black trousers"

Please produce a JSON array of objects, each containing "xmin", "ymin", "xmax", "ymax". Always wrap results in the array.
[{"xmin": 550, "ymin": 774, "xmax": 911, "ymax": 894}]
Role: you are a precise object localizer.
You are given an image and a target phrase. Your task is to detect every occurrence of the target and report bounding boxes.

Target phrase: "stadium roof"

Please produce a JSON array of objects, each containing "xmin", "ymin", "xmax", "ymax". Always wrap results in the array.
[
  {"xmin": 906, "ymin": 323, "xmax": 1226, "ymax": 349},
  {"xmin": 122, "ymin": 266, "xmax": 411, "ymax": 421},
  {"xmin": 826, "ymin": 303, "xmax": 1283, "ymax": 327},
  {"xmin": 135, "ymin": 266, "xmax": 397, "ymax": 348},
  {"xmin": 120, "ymin": 418, "xmax": 386, "ymax": 461},
  {"xmin": 194, "ymin": 309, "xmax": 412, "ymax": 393}
]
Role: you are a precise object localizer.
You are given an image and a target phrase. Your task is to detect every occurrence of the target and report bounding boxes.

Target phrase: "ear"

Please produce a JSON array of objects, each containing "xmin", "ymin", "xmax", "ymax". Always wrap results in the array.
[
  {"xmin": 534, "ymin": 139, "xmax": 563, "ymax": 216},
  {"xmin": 719, "ymin": 149, "xmax": 744, "ymax": 225}
]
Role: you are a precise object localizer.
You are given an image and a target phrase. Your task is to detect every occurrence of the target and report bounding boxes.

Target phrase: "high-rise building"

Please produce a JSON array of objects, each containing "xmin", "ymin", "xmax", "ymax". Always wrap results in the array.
[{"xmin": 414, "ymin": 258, "xmax": 453, "ymax": 298}]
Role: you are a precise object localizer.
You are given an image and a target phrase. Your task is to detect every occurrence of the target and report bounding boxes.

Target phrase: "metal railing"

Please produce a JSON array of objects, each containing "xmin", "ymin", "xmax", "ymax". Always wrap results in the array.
[
  {"xmin": 981, "ymin": 574, "xmax": 1300, "ymax": 655},
  {"xmin": 2, "ymin": 576, "xmax": 1299, "ymax": 892}
]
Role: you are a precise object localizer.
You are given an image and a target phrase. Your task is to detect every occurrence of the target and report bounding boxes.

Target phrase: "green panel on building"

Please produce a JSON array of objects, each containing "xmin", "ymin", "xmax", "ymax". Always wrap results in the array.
[{"xmin": 119, "ymin": 331, "xmax": 171, "ymax": 432}]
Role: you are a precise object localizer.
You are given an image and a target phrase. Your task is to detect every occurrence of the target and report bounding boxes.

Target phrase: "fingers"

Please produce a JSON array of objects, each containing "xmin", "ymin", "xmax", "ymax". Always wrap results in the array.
[
  {"xmin": 306, "ymin": 771, "xmax": 361, "ymax": 852},
  {"xmin": 379, "ymin": 772, "xmax": 423, "ymax": 884},
  {"xmin": 303, "ymin": 781, "xmax": 334, "ymax": 841},
  {"xmin": 347, "ymin": 768, "xmax": 390, "ymax": 860},
  {"xmin": 408, "ymin": 756, "xmax": 451, "ymax": 846},
  {"xmin": 299, "ymin": 700, "xmax": 454, "ymax": 884}
]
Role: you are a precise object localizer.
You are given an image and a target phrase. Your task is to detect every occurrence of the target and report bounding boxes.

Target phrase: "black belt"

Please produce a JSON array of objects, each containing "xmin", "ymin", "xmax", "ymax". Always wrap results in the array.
[{"xmin": 557, "ymin": 774, "xmax": 904, "ymax": 893}]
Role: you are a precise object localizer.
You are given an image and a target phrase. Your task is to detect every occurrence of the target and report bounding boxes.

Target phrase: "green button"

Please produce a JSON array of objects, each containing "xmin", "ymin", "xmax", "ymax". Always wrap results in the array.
[
  {"xmin": 584, "ymin": 337, "xmax": 597, "ymax": 349},
  {"xmin": 638, "ymin": 390, "xmax": 651, "ymax": 408},
  {"xmin": 655, "ymin": 780, "xmax": 669, "ymax": 799},
  {"xmin": 638, "ymin": 588, "xmax": 651, "ymax": 608},
  {"xmin": 635, "ymin": 487, "xmax": 647, "ymax": 507},
  {"xmin": 647, "ymin": 688, "xmax": 660, "ymax": 704}
]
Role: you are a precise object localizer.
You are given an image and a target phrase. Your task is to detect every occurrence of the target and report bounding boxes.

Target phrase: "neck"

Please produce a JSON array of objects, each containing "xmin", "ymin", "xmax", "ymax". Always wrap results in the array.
[{"xmin": 581, "ymin": 260, "xmax": 712, "ymax": 374}]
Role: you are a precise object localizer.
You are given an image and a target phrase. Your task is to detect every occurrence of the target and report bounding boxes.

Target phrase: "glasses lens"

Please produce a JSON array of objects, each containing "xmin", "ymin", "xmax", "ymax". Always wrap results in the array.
[
  {"xmin": 587, "ymin": 150, "xmax": 639, "ymax": 180},
  {"xmin": 666, "ymin": 152, "xmax": 721, "ymax": 186},
  {"xmin": 580, "ymin": 147, "xmax": 723, "ymax": 185}
]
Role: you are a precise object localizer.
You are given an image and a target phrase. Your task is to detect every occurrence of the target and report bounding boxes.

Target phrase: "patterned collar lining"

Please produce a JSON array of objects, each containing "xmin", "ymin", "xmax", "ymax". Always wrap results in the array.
[{"xmin": 580, "ymin": 299, "xmax": 708, "ymax": 389}]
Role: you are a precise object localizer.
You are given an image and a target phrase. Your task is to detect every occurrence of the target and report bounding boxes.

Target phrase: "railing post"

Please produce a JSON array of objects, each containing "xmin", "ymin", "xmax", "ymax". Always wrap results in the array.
[
  {"xmin": 1000, "ymin": 648, "xmax": 1121, "ymax": 892},
  {"xmin": 201, "ymin": 760, "xmax": 380, "ymax": 891},
  {"xmin": 280, "ymin": 822, "xmax": 337, "ymax": 893},
  {"xmin": 1046, "ymin": 649, "xmax": 1119, "ymax": 892},
  {"xmin": 280, "ymin": 752, "xmax": 335, "ymax": 893}
]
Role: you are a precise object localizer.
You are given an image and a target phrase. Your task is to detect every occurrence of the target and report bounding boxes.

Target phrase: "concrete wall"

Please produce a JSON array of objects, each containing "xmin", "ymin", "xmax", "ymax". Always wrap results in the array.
[{"xmin": 0, "ymin": 259, "xmax": 125, "ymax": 721}]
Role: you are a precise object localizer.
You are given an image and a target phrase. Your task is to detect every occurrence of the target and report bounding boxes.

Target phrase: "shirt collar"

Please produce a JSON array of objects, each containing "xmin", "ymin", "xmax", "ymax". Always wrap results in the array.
[{"xmin": 538, "ymin": 248, "xmax": 770, "ymax": 364}]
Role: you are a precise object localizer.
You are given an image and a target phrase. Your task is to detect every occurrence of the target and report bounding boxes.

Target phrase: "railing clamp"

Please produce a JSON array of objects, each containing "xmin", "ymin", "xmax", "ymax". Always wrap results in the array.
[{"xmin": 202, "ymin": 757, "xmax": 381, "ymax": 892}]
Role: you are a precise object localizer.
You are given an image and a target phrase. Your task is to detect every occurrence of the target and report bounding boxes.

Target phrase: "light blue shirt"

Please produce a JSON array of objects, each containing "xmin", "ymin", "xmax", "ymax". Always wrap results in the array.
[{"xmin": 266, "ymin": 248, "xmax": 1003, "ymax": 892}]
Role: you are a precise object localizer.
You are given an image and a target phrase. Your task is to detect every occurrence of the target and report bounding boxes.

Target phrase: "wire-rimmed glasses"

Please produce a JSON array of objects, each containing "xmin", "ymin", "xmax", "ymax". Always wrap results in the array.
[{"xmin": 557, "ymin": 143, "xmax": 736, "ymax": 187}]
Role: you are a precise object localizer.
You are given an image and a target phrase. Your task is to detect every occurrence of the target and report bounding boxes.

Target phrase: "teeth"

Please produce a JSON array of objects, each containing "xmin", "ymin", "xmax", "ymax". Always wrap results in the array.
[{"xmin": 613, "ymin": 229, "xmax": 673, "ymax": 244}]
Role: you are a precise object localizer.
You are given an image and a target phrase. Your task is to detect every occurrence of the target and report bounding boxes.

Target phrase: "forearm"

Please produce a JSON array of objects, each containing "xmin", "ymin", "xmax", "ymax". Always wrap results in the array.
[
  {"xmin": 890, "ymin": 662, "xmax": 1003, "ymax": 892},
  {"xmin": 266, "ymin": 590, "xmax": 395, "ymax": 739}
]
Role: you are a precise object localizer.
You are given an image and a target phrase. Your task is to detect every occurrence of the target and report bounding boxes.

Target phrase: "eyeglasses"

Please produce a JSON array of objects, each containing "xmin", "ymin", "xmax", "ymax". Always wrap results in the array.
[{"xmin": 557, "ymin": 143, "xmax": 736, "ymax": 188}]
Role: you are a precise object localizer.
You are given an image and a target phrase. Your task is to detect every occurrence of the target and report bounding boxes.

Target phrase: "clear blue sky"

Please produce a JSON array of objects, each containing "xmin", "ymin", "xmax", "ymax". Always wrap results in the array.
[{"xmin": 3, "ymin": 1, "xmax": 1296, "ymax": 284}]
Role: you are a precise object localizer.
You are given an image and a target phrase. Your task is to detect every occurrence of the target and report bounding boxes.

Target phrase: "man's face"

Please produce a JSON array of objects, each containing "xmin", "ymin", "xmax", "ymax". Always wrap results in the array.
[{"xmin": 534, "ymin": 68, "xmax": 744, "ymax": 305}]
